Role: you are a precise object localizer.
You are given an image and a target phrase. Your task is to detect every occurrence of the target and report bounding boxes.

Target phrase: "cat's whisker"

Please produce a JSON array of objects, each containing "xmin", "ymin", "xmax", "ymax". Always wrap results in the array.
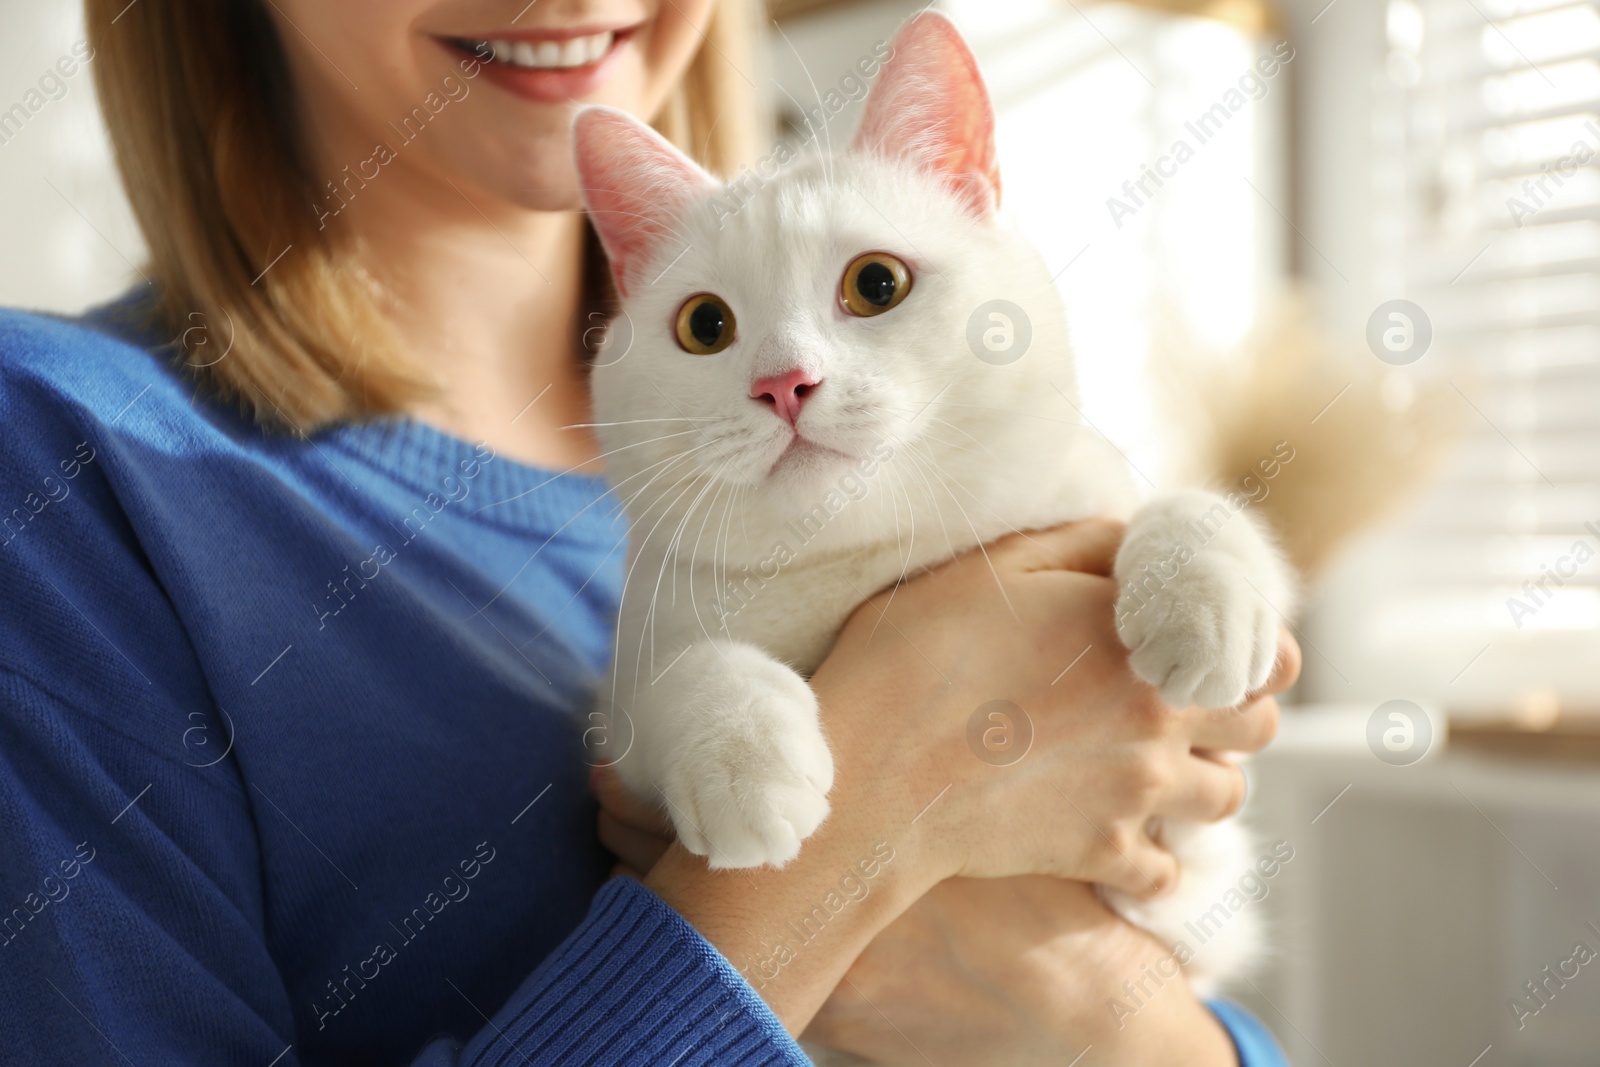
[
  {"xmin": 866, "ymin": 459, "xmax": 919, "ymax": 644},
  {"xmin": 681, "ymin": 465, "xmax": 733, "ymax": 618},
  {"xmin": 772, "ymin": 21, "xmax": 835, "ymax": 187},
  {"xmin": 915, "ymin": 398, "xmax": 1083, "ymax": 426},
  {"xmin": 899, "ymin": 435, "xmax": 1053, "ymax": 552},
  {"xmin": 475, "ymin": 427, "xmax": 713, "ymax": 514},
  {"xmin": 611, "ymin": 439, "xmax": 722, "ymax": 507},
  {"xmin": 895, "ymin": 442, "xmax": 961, "ymax": 566},
  {"xmin": 639, "ymin": 463, "xmax": 732, "ymax": 689},
  {"xmin": 622, "ymin": 468, "xmax": 720, "ymax": 704},
  {"xmin": 678, "ymin": 472, "xmax": 746, "ymax": 665},
  {"xmin": 609, "ymin": 449, "xmax": 725, "ymax": 701},
  {"xmin": 703, "ymin": 478, "xmax": 737, "ymax": 624},
  {"xmin": 567, "ymin": 415, "xmax": 732, "ymax": 429},
  {"xmin": 915, "ymin": 417, "xmax": 1012, "ymax": 470},
  {"xmin": 900, "ymin": 444, "xmax": 1020, "ymax": 623},
  {"xmin": 721, "ymin": 485, "xmax": 746, "ymax": 627},
  {"xmin": 701, "ymin": 479, "xmax": 742, "ymax": 636},
  {"xmin": 468, "ymin": 442, "xmax": 709, "ymax": 620},
  {"xmin": 913, "ymin": 441, "xmax": 1057, "ymax": 556}
]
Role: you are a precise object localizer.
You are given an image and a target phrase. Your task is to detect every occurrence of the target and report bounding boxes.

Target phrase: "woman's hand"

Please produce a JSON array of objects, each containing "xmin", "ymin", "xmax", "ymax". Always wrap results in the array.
[
  {"xmin": 803, "ymin": 876, "xmax": 1239, "ymax": 1067},
  {"xmin": 808, "ymin": 519, "xmax": 1283, "ymax": 894},
  {"xmin": 802, "ymin": 641, "xmax": 1300, "ymax": 1066},
  {"xmin": 593, "ymin": 763, "xmax": 674, "ymax": 878},
  {"xmin": 635, "ymin": 519, "xmax": 1291, "ymax": 1032}
]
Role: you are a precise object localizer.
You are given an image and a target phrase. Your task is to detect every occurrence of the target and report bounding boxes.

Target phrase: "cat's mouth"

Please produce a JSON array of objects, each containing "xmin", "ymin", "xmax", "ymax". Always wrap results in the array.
[{"xmin": 766, "ymin": 435, "xmax": 853, "ymax": 479}]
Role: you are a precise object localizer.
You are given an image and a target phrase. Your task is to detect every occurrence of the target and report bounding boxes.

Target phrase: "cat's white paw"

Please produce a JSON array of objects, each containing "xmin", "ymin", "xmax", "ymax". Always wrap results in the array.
[
  {"xmin": 1116, "ymin": 552, "xmax": 1279, "ymax": 710},
  {"xmin": 658, "ymin": 652, "xmax": 834, "ymax": 869}
]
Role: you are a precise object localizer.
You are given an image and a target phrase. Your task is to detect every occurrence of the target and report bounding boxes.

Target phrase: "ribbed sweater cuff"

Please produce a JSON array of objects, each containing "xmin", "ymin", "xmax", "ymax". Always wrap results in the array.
[
  {"xmin": 462, "ymin": 876, "xmax": 809, "ymax": 1067},
  {"xmin": 1210, "ymin": 998, "xmax": 1290, "ymax": 1066}
]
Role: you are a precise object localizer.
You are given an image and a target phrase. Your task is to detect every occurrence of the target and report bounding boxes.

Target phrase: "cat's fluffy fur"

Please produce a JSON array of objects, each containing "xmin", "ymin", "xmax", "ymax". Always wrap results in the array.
[{"xmin": 574, "ymin": 12, "xmax": 1292, "ymax": 991}]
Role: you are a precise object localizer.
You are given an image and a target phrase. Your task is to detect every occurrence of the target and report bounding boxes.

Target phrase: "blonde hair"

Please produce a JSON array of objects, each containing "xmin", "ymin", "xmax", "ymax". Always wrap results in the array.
[{"xmin": 85, "ymin": 0, "xmax": 760, "ymax": 431}]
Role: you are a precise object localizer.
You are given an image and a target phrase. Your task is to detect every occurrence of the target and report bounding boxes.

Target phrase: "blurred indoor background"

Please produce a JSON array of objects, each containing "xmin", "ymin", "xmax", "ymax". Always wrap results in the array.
[{"xmin": 5, "ymin": 0, "xmax": 1599, "ymax": 1062}]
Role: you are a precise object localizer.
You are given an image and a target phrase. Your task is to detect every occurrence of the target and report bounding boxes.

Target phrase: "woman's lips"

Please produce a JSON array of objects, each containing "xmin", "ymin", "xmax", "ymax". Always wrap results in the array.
[{"xmin": 439, "ymin": 29, "xmax": 634, "ymax": 103}]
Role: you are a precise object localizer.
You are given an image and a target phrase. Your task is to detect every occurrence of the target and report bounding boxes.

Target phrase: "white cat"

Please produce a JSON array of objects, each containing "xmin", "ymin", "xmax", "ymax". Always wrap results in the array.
[{"xmin": 573, "ymin": 11, "xmax": 1292, "ymax": 990}]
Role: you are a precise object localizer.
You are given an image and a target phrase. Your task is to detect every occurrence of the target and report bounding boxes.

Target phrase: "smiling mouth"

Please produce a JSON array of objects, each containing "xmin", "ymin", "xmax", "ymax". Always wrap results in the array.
[{"xmin": 444, "ymin": 30, "xmax": 625, "ymax": 71}]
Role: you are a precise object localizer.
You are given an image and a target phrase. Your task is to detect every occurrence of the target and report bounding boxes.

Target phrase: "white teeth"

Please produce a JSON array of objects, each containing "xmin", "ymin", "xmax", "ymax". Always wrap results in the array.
[{"xmin": 475, "ymin": 31, "xmax": 614, "ymax": 70}]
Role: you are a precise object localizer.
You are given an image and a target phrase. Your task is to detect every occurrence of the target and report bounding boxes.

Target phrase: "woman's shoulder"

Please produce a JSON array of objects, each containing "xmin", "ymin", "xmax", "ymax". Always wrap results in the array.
[
  {"xmin": 0, "ymin": 297, "xmax": 234, "ymax": 763},
  {"xmin": 0, "ymin": 290, "xmax": 198, "ymax": 432}
]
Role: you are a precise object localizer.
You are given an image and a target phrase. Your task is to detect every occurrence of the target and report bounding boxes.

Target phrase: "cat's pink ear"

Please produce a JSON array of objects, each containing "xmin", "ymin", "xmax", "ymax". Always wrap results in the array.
[
  {"xmin": 573, "ymin": 106, "xmax": 717, "ymax": 296},
  {"xmin": 851, "ymin": 12, "xmax": 1000, "ymax": 216}
]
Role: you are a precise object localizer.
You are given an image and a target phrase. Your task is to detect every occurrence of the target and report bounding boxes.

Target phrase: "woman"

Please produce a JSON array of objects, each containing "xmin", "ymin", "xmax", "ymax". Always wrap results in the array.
[{"xmin": 0, "ymin": 0, "xmax": 1296, "ymax": 1062}]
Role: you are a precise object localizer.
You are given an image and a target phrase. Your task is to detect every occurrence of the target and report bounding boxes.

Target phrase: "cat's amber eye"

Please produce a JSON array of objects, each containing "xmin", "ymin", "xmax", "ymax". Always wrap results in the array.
[
  {"xmin": 674, "ymin": 293, "xmax": 737, "ymax": 355},
  {"xmin": 841, "ymin": 252, "xmax": 912, "ymax": 317}
]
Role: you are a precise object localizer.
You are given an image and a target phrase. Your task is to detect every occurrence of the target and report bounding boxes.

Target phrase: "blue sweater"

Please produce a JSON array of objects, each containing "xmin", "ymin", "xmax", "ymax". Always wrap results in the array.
[{"xmin": 0, "ymin": 297, "xmax": 1287, "ymax": 1065}]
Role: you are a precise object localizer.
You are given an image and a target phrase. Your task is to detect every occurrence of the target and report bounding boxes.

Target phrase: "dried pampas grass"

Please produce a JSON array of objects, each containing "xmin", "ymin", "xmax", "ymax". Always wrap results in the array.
[{"xmin": 1153, "ymin": 290, "xmax": 1462, "ymax": 582}]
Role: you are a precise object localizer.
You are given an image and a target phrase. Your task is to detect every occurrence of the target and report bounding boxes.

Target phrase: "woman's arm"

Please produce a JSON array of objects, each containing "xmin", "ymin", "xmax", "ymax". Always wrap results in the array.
[
  {"xmin": 803, "ymin": 877, "xmax": 1280, "ymax": 1066},
  {"xmin": 602, "ymin": 759, "xmax": 1293, "ymax": 1065},
  {"xmin": 600, "ymin": 624, "xmax": 1300, "ymax": 1063},
  {"xmin": 0, "ymin": 337, "xmax": 808, "ymax": 1067},
  {"xmin": 0, "ymin": 679, "xmax": 809, "ymax": 1067}
]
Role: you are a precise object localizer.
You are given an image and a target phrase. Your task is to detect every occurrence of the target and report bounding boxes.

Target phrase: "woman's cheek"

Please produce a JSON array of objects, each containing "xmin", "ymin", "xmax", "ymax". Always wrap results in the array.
[{"xmin": 635, "ymin": 0, "xmax": 717, "ymax": 108}]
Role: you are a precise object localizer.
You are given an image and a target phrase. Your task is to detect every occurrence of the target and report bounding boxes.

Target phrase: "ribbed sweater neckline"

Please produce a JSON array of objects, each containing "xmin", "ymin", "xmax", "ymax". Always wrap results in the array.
[{"xmin": 323, "ymin": 416, "xmax": 621, "ymax": 544}]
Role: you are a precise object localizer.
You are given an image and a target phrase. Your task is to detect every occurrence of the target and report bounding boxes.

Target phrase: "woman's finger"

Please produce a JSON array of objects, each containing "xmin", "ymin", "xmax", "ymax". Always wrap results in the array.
[
  {"xmin": 1156, "ymin": 753, "xmax": 1247, "ymax": 823},
  {"xmin": 1190, "ymin": 694, "xmax": 1280, "ymax": 753},
  {"xmin": 1092, "ymin": 831, "xmax": 1179, "ymax": 901},
  {"xmin": 1261, "ymin": 628, "xmax": 1302, "ymax": 696},
  {"xmin": 590, "ymin": 765, "xmax": 673, "ymax": 836},
  {"xmin": 987, "ymin": 517, "xmax": 1127, "ymax": 577},
  {"xmin": 598, "ymin": 810, "xmax": 673, "ymax": 873}
]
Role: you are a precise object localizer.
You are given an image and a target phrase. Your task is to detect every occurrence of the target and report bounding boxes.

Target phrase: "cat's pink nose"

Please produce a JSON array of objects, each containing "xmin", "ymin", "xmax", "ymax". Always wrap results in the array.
[{"xmin": 750, "ymin": 369, "xmax": 820, "ymax": 427}]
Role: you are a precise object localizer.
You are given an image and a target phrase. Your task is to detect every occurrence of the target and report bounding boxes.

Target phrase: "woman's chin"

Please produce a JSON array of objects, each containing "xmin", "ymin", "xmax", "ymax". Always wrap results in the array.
[{"xmin": 421, "ymin": 139, "xmax": 590, "ymax": 213}]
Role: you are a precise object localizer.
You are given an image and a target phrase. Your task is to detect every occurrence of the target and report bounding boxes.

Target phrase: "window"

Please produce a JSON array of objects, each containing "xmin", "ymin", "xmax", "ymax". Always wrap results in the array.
[
  {"xmin": 948, "ymin": 0, "xmax": 1285, "ymax": 480},
  {"xmin": 1306, "ymin": 0, "xmax": 1600, "ymax": 711}
]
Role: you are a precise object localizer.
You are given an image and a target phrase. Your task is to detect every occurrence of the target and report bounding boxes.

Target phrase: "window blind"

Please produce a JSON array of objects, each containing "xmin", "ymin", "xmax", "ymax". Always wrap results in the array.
[{"xmin": 1342, "ymin": 0, "xmax": 1600, "ymax": 708}]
